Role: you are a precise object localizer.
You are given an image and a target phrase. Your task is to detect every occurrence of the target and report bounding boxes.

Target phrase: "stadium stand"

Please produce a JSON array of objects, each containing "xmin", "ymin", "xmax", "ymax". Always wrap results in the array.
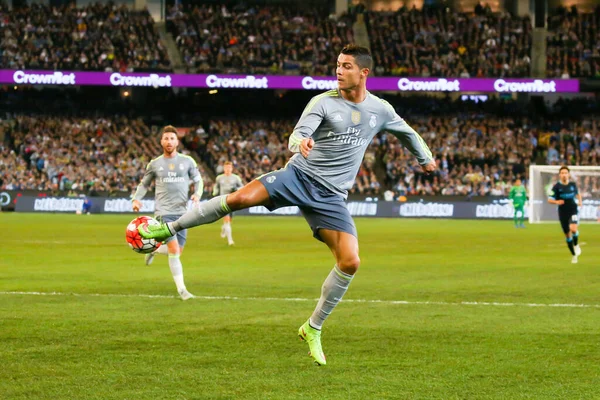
[
  {"xmin": 165, "ymin": 3, "xmax": 354, "ymax": 75},
  {"xmin": 0, "ymin": 3, "xmax": 171, "ymax": 71},
  {"xmin": 365, "ymin": 7, "xmax": 532, "ymax": 77},
  {"xmin": 546, "ymin": 6, "xmax": 600, "ymax": 78},
  {"xmin": 3, "ymin": 95, "xmax": 598, "ymax": 198}
]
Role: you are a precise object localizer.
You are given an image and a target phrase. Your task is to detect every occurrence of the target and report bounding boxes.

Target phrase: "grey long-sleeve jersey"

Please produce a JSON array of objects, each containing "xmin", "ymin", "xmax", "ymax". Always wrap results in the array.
[
  {"xmin": 288, "ymin": 89, "xmax": 433, "ymax": 198},
  {"xmin": 133, "ymin": 153, "xmax": 203, "ymax": 216},
  {"xmin": 213, "ymin": 173, "xmax": 243, "ymax": 196}
]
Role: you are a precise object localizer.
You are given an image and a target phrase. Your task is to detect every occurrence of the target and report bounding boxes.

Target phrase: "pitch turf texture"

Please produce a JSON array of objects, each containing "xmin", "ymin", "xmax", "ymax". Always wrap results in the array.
[{"xmin": 2, "ymin": 214, "xmax": 599, "ymax": 399}]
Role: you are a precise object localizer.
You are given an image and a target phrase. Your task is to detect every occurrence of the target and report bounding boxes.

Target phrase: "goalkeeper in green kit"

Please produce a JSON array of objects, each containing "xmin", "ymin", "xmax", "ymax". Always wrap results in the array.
[{"xmin": 509, "ymin": 179, "xmax": 528, "ymax": 228}]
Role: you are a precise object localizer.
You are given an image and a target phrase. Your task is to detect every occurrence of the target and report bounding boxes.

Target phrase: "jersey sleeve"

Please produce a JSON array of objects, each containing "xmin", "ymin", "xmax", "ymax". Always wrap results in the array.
[
  {"xmin": 133, "ymin": 161, "xmax": 155, "ymax": 201},
  {"xmin": 212, "ymin": 176, "xmax": 221, "ymax": 196},
  {"xmin": 288, "ymin": 94, "xmax": 327, "ymax": 153},
  {"xmin": 381, "ymin": 101, "xmax": 433, "ymax": 166},
  {"xmin": 508, "ymin": 187, "xmax": 515, "ymax": 200},
  {"xmin": 235, "ymin": 175, "xmax": 244, "ymax": 190},
  {"xmin": 185, "ymin": 158, "xmax": 203, "ymax": 197},
  {"xmin": 573, "ymin": 183, "xmax": 579, "ymax": 195},
  {"xmin": 549, "ymin": 184, "xmax": 558, "ymax": 200}
]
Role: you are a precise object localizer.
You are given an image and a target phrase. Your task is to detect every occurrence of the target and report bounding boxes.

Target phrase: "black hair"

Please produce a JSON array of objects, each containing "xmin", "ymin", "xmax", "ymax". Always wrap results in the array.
[{"xmin": 340, "ymin": 44, "xmax": 373, "ymax": 70}]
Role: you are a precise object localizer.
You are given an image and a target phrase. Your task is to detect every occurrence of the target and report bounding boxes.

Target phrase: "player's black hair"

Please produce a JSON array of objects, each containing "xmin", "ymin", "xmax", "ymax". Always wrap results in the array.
[
  {"xmin": 340, "ymin": 44, "xmax": 373, "ymax": 70},
  {"xmin": 162, "ymin": 125, "xmax": 178, "ymax": 136},
  {"xmin": 559, "ymin": 166, "xmax": 570, "ymax": 173}
]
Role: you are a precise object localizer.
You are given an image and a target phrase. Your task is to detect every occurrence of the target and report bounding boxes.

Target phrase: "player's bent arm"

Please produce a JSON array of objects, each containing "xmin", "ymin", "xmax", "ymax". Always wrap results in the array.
[
  {"xmin": 548, "ymin": 197, "xmax": 563, "ymax": 205},
  {"xmin": 577, "ymin": 193, "xmax": 583, "ymax": 208},
  {"xmin": 288, "ymin": 94, "xmax": 327, "ymax": 152}
]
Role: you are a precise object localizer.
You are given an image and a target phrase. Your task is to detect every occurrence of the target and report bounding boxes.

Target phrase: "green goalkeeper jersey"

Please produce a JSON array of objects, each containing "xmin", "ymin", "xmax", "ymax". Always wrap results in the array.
[{"xmin": 509, "ymin": 185, "xmax": 527, "ymax": 207}]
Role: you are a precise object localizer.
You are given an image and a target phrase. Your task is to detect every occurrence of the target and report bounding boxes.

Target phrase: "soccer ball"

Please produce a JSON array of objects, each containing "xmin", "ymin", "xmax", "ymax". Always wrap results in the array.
[{"xmin": 126, "ymin": 216, "xmax": 162, "ymax": 254}]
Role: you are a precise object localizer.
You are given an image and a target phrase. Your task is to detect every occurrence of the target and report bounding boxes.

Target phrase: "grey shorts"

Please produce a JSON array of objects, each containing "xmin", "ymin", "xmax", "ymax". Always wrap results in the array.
[
  {"xmin": 257, "ymin": 164, "xmax": 357, "ymax": 242},
  {"xmin": 156, "ymin": 215, "xmax": 188, "ymax": 247}
]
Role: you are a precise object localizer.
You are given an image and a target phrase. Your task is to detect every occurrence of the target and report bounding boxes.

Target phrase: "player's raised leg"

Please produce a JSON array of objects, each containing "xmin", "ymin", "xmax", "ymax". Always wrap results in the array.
[
  {"xmin": 299, "ymin": 229, "xmax": 359, "ymax": 366},
  {"xmin": 139, "ymin": 180, "xmax": 271, "ymax": 241}
]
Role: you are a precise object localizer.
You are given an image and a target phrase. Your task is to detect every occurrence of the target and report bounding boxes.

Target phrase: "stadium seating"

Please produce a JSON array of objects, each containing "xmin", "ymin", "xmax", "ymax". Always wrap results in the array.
[
  {"xmin": 0, "ymin": 3, "xmax": 171, "ymax": 71},
  {"xmin": 546, "ymin": 7, "xmax": 600, "ymax": 78},
  {"xmin": 3, "ymin": 97, "xmax": 598, "ymax": 198},
  {"xmin": 166, "ymin": 4, "xmax": 354, "ymax": 75},
  {"xmin": 365, "ymin": 8, "xmax": 532, "ymax": 77}
]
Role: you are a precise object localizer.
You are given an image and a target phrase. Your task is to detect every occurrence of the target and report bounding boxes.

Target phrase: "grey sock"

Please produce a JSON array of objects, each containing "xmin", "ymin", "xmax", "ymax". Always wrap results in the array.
[
  {"xmin": 171, "ymin": 195, "xmax": 231, "ymax": 232},
  {"xmin": 309, "ymin": 264, "xmax": 354, "ymax": 330}
]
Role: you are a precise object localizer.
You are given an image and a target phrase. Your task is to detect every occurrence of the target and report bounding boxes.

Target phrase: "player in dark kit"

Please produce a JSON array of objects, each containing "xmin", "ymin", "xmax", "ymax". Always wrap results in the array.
[{"xmin": 548, "ymin": 166, "xmax": 583, "ymax": 264}]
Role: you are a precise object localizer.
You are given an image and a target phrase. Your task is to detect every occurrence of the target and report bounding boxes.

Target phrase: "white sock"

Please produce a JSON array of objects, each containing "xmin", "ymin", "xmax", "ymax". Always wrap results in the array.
[
  {"xmin": 168, "ymin": 253, "xmax": 186, "ymax": 291},
  {"xmin": 156, "ymin": 246, "xmax": 169, "ymax": 255},
  {"xmin": 224, "ymin": 222, "xmax": 233, "ymax": 243},
  {"xmin": 309, "ymin": 264, "xmax": 354, "ymax": 330}
]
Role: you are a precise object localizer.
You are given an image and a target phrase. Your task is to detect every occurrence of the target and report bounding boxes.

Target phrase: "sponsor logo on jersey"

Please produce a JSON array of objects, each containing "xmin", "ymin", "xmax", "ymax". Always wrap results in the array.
[
  {"xmin": 332, "ymin": 114, "xmax": 343, "ymax": 122},
  {"xmin": 326, "ymin": 128, "xmax": 368, "ymax": 146}
]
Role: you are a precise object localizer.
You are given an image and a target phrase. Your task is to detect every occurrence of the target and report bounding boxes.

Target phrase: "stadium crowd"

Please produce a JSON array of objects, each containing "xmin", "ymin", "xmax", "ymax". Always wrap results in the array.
[
  {"xmin": 0, "ymin": 116, "xmax": 210, "ymax": 196},
  {"xmin": 166, "ymin": 3, "xmax": 354, "ymax": 75},
  {"xmin": 0, "ymin": 1, "xmax": 598, "ymax": 79},
  {"xmin": 0, "ymin": 3, "xmax": 170, "ymax": 72},
  {"xmin": 1, "ymin": 104, "xmax": 599, "ymax": 198},
  {"xmin": 366, "ymin": 6, "xmax": 532, "ymax": 78},
  {"xmin": 546, "ymin": 6, "xmax": 600, "ymax": 78}
]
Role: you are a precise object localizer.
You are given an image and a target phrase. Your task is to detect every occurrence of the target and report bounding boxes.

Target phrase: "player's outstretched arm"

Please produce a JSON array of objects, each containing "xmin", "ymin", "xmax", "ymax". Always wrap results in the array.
[{"xmin": 381, "ymin": 102, "xmax": 435, "ymax": 172}]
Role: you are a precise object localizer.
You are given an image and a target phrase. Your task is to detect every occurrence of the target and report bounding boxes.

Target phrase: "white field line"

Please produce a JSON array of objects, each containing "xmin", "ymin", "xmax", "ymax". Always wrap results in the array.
[{"xmin": 1, "ymin": 291, "xmax": 599, "ymax": 309}]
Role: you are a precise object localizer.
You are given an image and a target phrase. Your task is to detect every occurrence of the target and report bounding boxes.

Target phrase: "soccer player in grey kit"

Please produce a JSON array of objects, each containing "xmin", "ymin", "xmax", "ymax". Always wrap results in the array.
[
  {"xmin": 140, "ymin": 45, "xmax": 436, "ymax": 365},
  {"xmin": 132, "ymin": 125, "xmax": 203, "ymax": 300},
  {"xmin": 213, "ymin": 161, "xmax": 244, "ymax": 245}
]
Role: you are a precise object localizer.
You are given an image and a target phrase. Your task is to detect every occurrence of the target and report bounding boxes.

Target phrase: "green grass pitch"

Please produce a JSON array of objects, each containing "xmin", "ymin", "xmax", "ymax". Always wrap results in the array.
[{"xmin": 1, "ymin": 213, "xmax": 599, "ymax": 399}]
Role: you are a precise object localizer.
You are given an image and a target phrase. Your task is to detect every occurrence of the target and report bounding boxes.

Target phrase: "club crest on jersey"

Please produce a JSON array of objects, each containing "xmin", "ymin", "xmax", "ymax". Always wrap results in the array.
[
  {"xmin": 266, "ymin": 176, "xmax": 276, "ymax": 184},
  {"xmin": 168, "ymin": 164, "xmax": 175, "ymax": 171},
  {"xmin": 351, "ymin": 111, "xmax": 361, "ymax": 124},
  {"xmin": 369, "ymin": 115, "xmax": 377, "ymax": 128},
  {"xmin": 179, "ymin": 164, "xmax": 184, "ymax": 170}
]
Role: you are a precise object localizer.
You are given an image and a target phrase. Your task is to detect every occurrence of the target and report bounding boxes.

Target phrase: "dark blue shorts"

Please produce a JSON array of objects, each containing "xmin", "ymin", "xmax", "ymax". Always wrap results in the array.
[
  {"xmin": 257, "ymin": 164, "xmax": 357, "ymax": 242},
  {"xmin": 157, "ymin": 215, "xmax": 188, "ymax": 247},
  {"xmin": 558, "ymin": 209, "xmax": 579, "ymax": 234}
]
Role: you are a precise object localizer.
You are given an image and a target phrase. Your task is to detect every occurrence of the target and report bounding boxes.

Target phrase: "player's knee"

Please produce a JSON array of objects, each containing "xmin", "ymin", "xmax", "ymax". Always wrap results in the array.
[
  {"xmin": 338, "ymin": 255, "xmax": 360, "ymax": 275},
  {"xmin": 227, "ymin": 192, "xmax": 249, "ymax": 210}
]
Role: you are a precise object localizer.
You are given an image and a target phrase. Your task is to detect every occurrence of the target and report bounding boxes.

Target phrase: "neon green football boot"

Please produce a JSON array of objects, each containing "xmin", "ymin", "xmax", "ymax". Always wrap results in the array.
[
  {"xmin": 138, "ymin": 221, "xmax": 173, "ymax": 242},
  {"xmin": 298, "ymin": 320, "xmax": 326, "ymax": 366}
]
